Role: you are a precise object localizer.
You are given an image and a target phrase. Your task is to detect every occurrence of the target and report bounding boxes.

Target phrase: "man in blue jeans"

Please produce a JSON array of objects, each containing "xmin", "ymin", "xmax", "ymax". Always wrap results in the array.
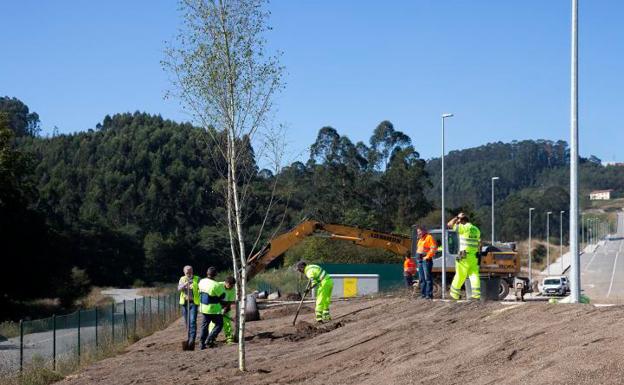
[
  {"xmin": 416, "ymin": 226, "xmax": 438, "ymax": 299},
  {"xmin": 178, "ymin": 265, "xmax": 200, "ymax": 347}
]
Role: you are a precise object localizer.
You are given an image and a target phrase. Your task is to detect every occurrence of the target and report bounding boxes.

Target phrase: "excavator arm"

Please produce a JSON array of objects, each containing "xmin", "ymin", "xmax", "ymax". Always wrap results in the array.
[{"xmin": 246, "ymin": 220, "xmax": 412, "ymax": 281}]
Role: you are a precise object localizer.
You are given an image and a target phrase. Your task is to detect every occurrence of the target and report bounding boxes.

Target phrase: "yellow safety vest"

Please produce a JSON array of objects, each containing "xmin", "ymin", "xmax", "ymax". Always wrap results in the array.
[
  {"xmin": 198, "ymin": 278, "xmax": 225, "ymax": 314},
  {"xmin": 179, "ymin": 275, "xmax": 200, "ymax": 305},
  {"xmin": 454, "ymin": 223, "xmax": 481, "ymax": 254},
  {"xmin": 304, "ymin": 264, "xmax": 328, "ymax": 286}
]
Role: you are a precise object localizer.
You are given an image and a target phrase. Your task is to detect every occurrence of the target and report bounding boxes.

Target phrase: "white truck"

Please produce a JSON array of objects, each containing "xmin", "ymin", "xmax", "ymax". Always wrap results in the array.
[{"xmin": 541, "ymin": 276, "xmax": 569, "ymax": 296}]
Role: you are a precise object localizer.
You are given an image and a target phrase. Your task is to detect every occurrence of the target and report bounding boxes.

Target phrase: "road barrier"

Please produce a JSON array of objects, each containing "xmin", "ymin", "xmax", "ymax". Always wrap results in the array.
[{"xmin": 1, "ymin": 293, "xmax": 179, "ymax": 376}]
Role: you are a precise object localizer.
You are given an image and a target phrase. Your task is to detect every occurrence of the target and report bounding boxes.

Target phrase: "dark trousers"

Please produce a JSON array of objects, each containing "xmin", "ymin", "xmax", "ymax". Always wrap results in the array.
[
  {"xmin": 404, "ymin": 274, "xmax": 414, "ymax": 288},
  {"xmin": 418, "ymin": 259, "xmax": 434, "ymax": 299},
  {"xmin": 181, "ymin": 303, "xmax": 198, "ymax": 343},
  {"xmin": 200, "ymin": 313, "xmax": 223, "ymax": 345}
]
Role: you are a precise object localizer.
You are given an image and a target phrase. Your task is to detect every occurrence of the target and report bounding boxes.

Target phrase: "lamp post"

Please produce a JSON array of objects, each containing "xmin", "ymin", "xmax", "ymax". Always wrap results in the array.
[
  {"xmin": 529, "ymin": 207, "xmax": 535, "ymax": 283},
  {"xmin": 569, "ymin": 0, "xmax": 580, "ymax": 303},
  {"xmin": 441, "ymin": 113, "xmax": 453, "ymax": 299},
  {"xmin": 581, "ymin": 213, "xmax": 585, "ymax": 250},
  {"xmin": 491, "ymin": 176, "xmax": 500, "ymax": 244},
  {"xmin": 560, "ymin": 211, "xmax": 565, "ymax": 271},
  {"xmin": 547, "ymin": 211, "xmax": 552, "ymax": 276}
]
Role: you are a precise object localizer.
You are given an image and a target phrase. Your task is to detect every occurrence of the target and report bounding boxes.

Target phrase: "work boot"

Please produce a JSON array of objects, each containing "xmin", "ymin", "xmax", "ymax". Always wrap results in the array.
[{"xmin": 200, "ymin": 343, "xmax": 207, "ymax": 350}]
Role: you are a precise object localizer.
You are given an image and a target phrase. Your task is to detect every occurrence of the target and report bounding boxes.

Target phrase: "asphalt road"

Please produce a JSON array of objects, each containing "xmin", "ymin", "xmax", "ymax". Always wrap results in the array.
[
  {"xmin": 580, "ymin": 212, "xmax": 624, "ymax": 301},
  {"xmin": 0, "ymin": 290, "xmax": 172, "ymax": 375}
]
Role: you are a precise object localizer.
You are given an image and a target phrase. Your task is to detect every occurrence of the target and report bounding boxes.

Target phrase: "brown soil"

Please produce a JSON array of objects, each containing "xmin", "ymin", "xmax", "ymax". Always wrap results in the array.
[
  {"xmin": 57, "ymin": 296, "xmax": 624, "ymax": 385},
  {"xmin": 259, "ymin": 304, "xmax": 313, "ymax": 320}
]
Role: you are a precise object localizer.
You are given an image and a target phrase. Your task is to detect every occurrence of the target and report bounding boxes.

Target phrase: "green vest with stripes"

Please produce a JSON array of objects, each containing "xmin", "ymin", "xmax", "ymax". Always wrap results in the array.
[
  {"xmin": 304, "ymin": 264, "xmax": 328, "ymax": 285},
  {"xmin": 454, "ymin": 223, "xmax": 481, "ymax": 255}
]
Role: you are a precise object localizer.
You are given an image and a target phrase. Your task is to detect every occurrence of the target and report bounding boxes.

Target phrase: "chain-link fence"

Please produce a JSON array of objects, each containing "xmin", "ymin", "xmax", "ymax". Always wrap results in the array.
[{"xmin": 0, "ymin": 293, "xmax": 180, "ymax": 376}]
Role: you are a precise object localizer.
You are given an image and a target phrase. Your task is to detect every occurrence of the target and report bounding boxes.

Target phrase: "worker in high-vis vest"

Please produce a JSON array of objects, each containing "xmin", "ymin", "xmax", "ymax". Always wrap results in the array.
[
  {"xmin": 416, "ymin": 226, "xmax": 438, "ymax": 299},
  {"xmin": 209, "ymin": 276, "xmax": 236, "ymax": 344},
  {"xmin": 403, "ymin": 254, "xmax": 417, "ymax": 288},
  {"xmin": 296, "ymin": 261, "xmax": 333, "ymax": 323},
  {"xmin": 447, "ymin": 212, "xmax": 482, "ymax": 300},
  {"xmin": 177, "ymin": 265, "xmax": 200, "ymax": 346},
  {"xmin": 198, "ymin": 267, "xmax": 225, "ymax": 349}
]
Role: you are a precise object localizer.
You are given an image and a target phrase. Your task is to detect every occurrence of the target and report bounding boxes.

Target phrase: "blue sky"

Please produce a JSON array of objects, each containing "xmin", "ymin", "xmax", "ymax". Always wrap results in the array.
[{"xmin": 1, "ymin": 1, "xmax": 622, "ymax": 163}]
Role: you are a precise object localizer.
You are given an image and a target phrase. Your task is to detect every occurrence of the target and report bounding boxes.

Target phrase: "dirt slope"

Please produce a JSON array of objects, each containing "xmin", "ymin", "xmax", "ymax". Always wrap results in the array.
[{"xmin": 57, "ymin": 296, "xmax": 624, "ymax": 385}]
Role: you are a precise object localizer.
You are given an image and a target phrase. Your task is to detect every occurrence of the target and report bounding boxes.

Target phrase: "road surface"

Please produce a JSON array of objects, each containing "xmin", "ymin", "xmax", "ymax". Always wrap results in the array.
[
  {"xmin": 579, "ymin": 212, "xmax": 624, "ymax": 301},
  {"xmin": 0, "ymin": 290, "xmax": 174, "ymax": 375}
]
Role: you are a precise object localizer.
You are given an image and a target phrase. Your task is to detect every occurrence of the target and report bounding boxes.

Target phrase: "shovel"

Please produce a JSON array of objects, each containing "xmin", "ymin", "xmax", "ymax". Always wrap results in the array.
[
  {"xmin": 292, "ymin": 280, "xmax": 312, "ymax": 326},
  {"xmin": 182, "ymin": 282, "xmax": 195, "ymax": 351}
]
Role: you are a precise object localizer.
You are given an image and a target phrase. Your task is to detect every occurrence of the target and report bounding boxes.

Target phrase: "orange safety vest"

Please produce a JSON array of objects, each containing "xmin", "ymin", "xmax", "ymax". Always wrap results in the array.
[
  {"xmin": 417, "ymin": 233, "xmax": 438, "ymax": 260},
  {"xmin": 403, "ymin": 258, "xmax": 417, "ymax": 275}
]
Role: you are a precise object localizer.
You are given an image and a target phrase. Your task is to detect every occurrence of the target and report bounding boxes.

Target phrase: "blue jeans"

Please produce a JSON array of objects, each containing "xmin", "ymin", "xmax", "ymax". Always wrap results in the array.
[
  {"xmin": 418, "ymin": 259, "xmax": 433, "ymax": 299},
  {"xmin": 181, "ymin": 302, "xmax": 198, "ymax": 343}
]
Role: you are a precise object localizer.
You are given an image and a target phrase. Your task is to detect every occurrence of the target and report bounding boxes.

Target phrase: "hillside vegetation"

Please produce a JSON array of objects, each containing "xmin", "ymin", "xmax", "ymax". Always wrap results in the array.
[{"xmin": 2, "ymin": 96, "xmax": 623, "ymax": 316}]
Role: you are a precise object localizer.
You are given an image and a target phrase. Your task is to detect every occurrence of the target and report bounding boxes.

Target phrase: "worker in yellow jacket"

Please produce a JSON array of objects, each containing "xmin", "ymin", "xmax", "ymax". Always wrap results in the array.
[
  {"xmin": 447, "ymin": 213, "xmax": 481, "ymax": 300},
  {"xmin": 198, "ymin": 267, "xmax": 225, "ymax": 349},
  {"xmin": 177, "ymin": 265, "xmax": 200, "ymax": 347},
  {"xmin": 296, "ymin": 261, "xmax": 333, "ymax": 323}
]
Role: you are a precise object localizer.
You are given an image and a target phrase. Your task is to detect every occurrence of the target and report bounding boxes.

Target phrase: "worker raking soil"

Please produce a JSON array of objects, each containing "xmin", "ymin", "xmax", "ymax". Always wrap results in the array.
[{"xmin": 296, "ymin": 261, "xmax": 334, "ymax": 323}]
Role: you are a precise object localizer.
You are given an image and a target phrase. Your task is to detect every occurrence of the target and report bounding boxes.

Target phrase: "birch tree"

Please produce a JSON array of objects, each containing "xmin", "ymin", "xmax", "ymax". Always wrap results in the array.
[{"xmin": 163, "ymin": 0, "xmax": 283, "ymax": 371}]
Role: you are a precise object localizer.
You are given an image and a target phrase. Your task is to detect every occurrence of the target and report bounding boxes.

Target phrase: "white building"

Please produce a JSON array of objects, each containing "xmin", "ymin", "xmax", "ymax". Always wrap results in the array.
[{"xmin": 589, "ymin": 189, "xmax": 613, "ymax": 200}]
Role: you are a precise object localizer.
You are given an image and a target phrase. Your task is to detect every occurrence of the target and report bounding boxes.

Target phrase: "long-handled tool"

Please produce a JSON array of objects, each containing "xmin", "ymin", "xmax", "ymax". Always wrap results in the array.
[
  {"xmin": 182, "ymin": 281, "xmax": 195, "ymax": 351},
  {"xmin": 292, "ymin": 280, "xmax": 312, "ymax": 326}
]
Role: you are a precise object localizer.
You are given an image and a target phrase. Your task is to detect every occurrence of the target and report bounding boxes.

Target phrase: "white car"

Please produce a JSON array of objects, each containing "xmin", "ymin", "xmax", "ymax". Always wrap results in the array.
[{"xmin": 541, "ymin": 276, "xmax": 568, "ymax": 296}]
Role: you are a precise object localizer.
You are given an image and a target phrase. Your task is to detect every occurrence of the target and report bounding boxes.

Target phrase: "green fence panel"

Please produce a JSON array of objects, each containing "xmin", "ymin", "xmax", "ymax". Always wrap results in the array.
[{"xmin": 4, "ymin": 292, "xmax": 177, "ymax": 376}]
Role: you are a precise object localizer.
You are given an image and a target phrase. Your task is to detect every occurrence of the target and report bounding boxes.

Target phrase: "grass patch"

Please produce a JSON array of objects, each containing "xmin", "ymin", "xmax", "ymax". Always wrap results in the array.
[
  {"xmin": 76, "ymin": 287, "xmax": 114, "ymax": 309},
  {"xmin": 137, "ymin": 283, "xmax": 176, "ymax": 298},
  {"xmin": 248, "ymin": 268, "xmax": 307, "ymax": 295},
  {"xmin": 0, "ymin": 320, "xmax": 19, "ymax": 339}
]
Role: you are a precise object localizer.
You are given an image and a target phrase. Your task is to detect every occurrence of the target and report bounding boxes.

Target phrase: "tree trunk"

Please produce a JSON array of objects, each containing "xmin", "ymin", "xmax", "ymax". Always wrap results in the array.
[
  {"xmin": 228, "ymin": 129, "xmax": 247, "ymax": 372},
  {"xmin": 225, "ymin": 137, "xmax": 242, "ymax": 340}
]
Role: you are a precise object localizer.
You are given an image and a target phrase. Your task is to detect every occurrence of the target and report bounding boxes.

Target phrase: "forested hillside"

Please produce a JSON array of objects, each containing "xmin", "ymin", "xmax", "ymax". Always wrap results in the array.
[
  {"xmin": 425, "ymin": 140, "xmax": 624, "ymax": 242},
  {"xmin": 2, "ymin": 96, "xmax": 624, "ymax": 312}
]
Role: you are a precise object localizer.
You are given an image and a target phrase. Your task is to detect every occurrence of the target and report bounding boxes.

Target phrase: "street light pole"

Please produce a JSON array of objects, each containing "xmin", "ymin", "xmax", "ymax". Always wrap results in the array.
[
  {"xmin": 547, "ymin": 211, "xmax": 552, "ymax": 276},
  {"xmin": 569, "ymin": 0, "xmax": 581, "ymax": 303},
  {"xmin": 560, "ymin": 211, "xmax": 565, "ymax": 271},
  {"xmin": 441, "ymin": 113, "xmax": 453, "ymax": 299},
  {"xmin": 581, "ymin": 213, "xmax": 585, "ymax": 250},
  {"xmin": 529, "ymin": 207, "xmax": 535, "ymax": 283},
  {"xmin": 491, "ymin": 177, "xmax": 500, "ymax": 244}
]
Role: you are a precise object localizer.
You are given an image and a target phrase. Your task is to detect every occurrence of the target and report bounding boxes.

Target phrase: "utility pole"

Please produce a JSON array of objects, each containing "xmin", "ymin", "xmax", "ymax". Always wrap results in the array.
[
  {"xmin": 491, "ymin": 176, "xmax": 500, "ymax": 244},
  {"xmin": 441, "ymin": 113, "xmax": 453, "ymax": 299},
  {"xmin": 547, "ymin": 211, "xmax": 552, "ymax": 276},
  {"xmin": 529, "ymin": 207, "xmax": 535, "ymax": 283},
  {"xmin": 569, "ymin": 0, "xmax": 581, "ymax": 303},
  {"xmin": 560, "ymin": 210, "xmax": 565, "ymax": 271}
]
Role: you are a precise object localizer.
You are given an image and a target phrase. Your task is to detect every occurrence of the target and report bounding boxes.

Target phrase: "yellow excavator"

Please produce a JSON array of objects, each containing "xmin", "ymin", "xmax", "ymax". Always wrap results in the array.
[{"xmin": 246, "ymin": 220, "xmax": 530, "ymax": 301}]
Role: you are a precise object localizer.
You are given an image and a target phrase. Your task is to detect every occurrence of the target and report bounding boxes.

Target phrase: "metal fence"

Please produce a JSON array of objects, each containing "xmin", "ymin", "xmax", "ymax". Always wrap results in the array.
[{"xmin": 0, "ymin": 293, "xmax": 180, "ymax": 375}]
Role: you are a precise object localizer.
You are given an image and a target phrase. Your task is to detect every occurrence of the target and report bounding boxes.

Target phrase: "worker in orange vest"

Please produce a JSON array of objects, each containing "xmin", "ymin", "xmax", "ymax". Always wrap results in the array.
[
  {"xmin": 403, "ymin": 253, "xmax": 417, "ymax": 288},
  {"xmin": 416, "ymin": 226, "xmax": 438, "ymax": 299}
]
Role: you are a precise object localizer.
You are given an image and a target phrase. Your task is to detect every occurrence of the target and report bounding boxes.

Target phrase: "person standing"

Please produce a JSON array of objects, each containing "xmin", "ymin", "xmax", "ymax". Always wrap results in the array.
[
  {"xmin": 198, "ymin": 267, "xmax": 225, "ymax": 349},
  {"xmin": 447, "ymin": 213, "xmax": 482, "ymax": 300},
  {"xmin": 296, "ymin": 261, "xmax": 333, "ymax": 323},
  {"xmin": 403, "ymin": 253, "xmax": 417, "ymax": 288},
  {"xmin": 177, "ymin": 265, "xmax": 200, "ymax": 347},
  {"xmin": 416, "ymin": 226, "xmax": 438, "ymax": 299}
]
